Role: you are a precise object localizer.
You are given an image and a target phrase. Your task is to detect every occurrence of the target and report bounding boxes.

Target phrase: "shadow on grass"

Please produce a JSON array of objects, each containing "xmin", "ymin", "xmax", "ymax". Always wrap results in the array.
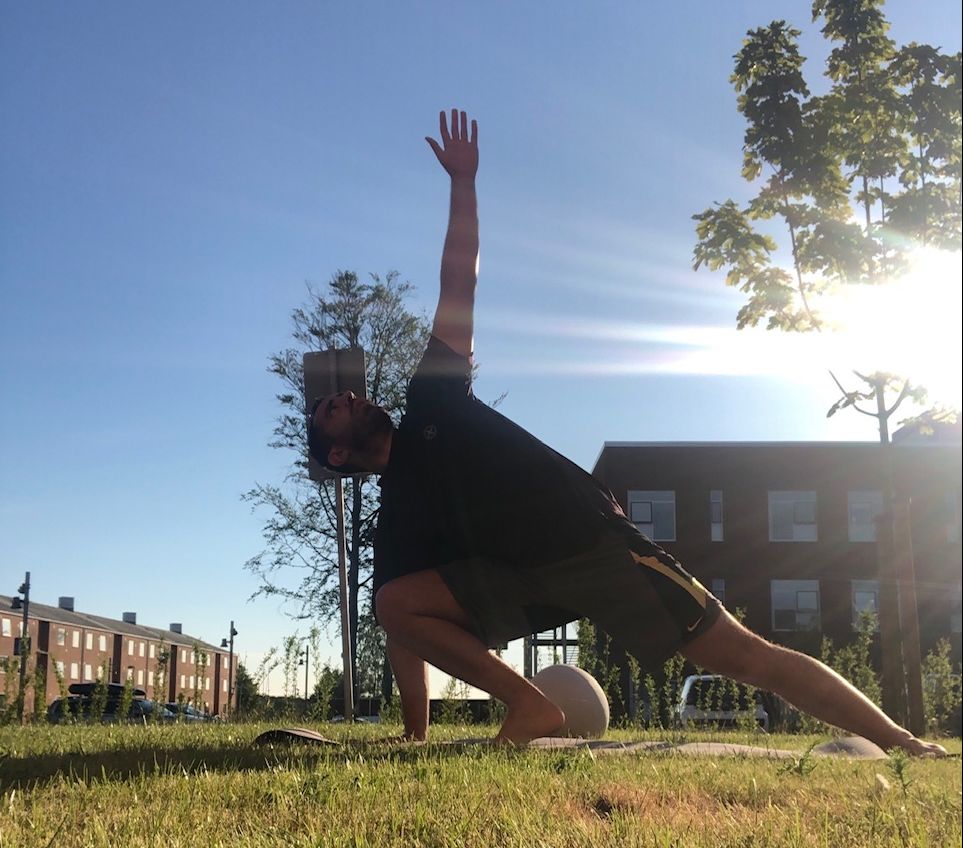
[{"xmin": 0, "ymin": 737, "xmax": 513, "ymax": 791}]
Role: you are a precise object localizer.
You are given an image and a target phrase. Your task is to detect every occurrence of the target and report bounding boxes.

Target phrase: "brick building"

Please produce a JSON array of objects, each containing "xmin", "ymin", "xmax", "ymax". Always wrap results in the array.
[
  {"xmin": 0, "ymin": 596, "xmax": 236, "ymax": 717},
  {"xmin": 591, "ymin": 440, "xmax": 962, "ymax": 660}
]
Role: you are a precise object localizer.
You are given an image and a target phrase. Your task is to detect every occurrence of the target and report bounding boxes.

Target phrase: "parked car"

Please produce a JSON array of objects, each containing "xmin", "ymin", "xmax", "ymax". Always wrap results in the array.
[
  {"xmin": 164, "ymin": 702, "xmax": 215, "ymax": 722},
  {"xmin": 675, "ymin": 674, "xmax": 769, "ymax": 731},
  {"xmin": 47, "ymin": 694, "xmax": 175, "ymax": 724},
  {"xmin": 68, "ymin": 681, "xmax": 146, "ymax": 699}
]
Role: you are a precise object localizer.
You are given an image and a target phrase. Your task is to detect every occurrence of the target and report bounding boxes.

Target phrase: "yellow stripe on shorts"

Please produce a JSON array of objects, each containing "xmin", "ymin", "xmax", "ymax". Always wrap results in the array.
[{"xmin": 630, "ymin": 551, "xmax": 708, "ymax": 609}]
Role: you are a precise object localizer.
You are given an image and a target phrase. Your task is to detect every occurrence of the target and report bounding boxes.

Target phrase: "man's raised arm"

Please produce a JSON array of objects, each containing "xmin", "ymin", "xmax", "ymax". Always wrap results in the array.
[{"xmin": 425, "ymin": 108, "xmax": 479, "ymax": 359}]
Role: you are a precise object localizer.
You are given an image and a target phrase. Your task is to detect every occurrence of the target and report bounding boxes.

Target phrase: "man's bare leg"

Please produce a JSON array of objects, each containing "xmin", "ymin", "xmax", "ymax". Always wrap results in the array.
[
  {"xmin": 681, "ymin": 609, "xmax": 947, "ymax": 756},
  {"xmin": 376, "ymin": 570, "xmax": 564, "ymax": 744},
  {"xmin": 386, "ymin": 637, "xmax": 429, "ymax": 740}
]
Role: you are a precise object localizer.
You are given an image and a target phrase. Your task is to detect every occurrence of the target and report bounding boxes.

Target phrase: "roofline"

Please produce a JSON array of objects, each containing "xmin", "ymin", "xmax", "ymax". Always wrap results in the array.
[
  {"xmin": 0, "ymin": 595, "xmax": 222, "ymax": 652},
  {"xmin": 592, "ymin": 439, "xmax": 960, "ymax": 472},
  {"xmin": 603, "ymin": 440, "xmax": 880, "ymax": 448}
]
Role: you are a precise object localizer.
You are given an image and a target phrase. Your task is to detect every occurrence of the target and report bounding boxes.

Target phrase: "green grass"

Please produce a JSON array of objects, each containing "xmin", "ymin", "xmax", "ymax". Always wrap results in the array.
[{"xmin": 0, "ymin": 723, "xmax": 959, "ymax": 847}]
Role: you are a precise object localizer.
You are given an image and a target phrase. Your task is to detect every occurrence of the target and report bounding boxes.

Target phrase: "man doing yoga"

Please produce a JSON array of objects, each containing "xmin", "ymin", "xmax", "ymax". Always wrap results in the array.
[{"xmin": 308, "ymin": 108, "xmax": 945, "ymax": 756}]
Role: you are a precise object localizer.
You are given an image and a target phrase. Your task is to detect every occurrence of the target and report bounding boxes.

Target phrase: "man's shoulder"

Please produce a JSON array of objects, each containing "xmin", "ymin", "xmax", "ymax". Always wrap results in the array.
[
  {"xmin": 415, "ymin": 335, "xmax": 471, "ymax": 375},
  {"xmin": 406, "ymin": 335, "xmax": 473, "ymax": 408}
]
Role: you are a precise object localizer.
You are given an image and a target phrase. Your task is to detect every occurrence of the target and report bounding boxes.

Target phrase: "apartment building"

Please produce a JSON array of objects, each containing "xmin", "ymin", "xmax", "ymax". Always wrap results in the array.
[
  {"xmin": 0, "ymin": 596, "xmax": 236, "ymax": 717},
  {"xmin": 591, "ymin": 439, "xmax": 962, "ymax": 658}
]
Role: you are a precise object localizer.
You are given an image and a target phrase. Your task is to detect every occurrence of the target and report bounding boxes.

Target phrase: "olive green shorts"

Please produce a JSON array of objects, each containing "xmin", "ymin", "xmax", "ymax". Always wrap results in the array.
[{"xmin": 437, "ymin": 521, "xmax": 722, "ymax": 671}]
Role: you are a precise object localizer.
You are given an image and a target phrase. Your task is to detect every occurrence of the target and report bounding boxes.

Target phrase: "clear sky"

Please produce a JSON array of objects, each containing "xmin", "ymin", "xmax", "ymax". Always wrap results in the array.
[{"xmin": 2, "ymin": 1, "xmax": 960, "ymax": 697}]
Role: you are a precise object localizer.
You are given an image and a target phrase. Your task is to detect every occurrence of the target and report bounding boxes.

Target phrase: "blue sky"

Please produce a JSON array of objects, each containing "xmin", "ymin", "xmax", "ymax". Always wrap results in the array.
[{"xmin": 2, "ymin": 1, "xmax": 960, "ymax": 696}]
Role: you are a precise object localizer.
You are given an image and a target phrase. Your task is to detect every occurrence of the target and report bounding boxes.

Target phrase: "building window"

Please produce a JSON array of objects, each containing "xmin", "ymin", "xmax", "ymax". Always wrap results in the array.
[
  {"xmin": 56, "ymin": 628, "xmax": 67, "ymax": 647},
  {"xmin": 181, "ymin": 649, "xmax": 188, "ymax": 663},
  {"xmin": 139, "ymin": 642, "xmax": 145, "ymax": 657},
  {"xmin": 224, "ymin": 656, "xmax": 229, "ymax": 670},
  {"xmin": 628, "ymin": 490, "xmax": 676, "ymax": 541},
  {"xmin": 848, "ymin": 491, "xmax": 883, "ymax": 542},
  {"xmin": 852, "ymin": 580, "xmax": 880, "ymax": 629},
  {"xmin": 148, "ymin": 671, "xmax": 155, "ymax": 686},
  {"xmin": 223, "ymin": 680, "xmax": 228, "ymax": 693},
  {"xmin": 137, "ymin": 669, "xmax": 144, "ymax": 686},
  {"xmin": 85, "ymin": 632, "xmax": 93, "ymax": 651},
  {"xmin": 84, "ymin": 663, "xmax": 92, "ymax": 680},
  {"xmin": 70, "ymin": 662, "xmax": 79, "ymax": 680},
  {"xmin": 128, "ymin": 640, "xmax": 135, "ymax": 656},
  {"xmin": 771, "ymin": 579, "xmax": 821, "ymax": 631},
  {"xmin": 180, "ymin": 674, "xmax": 186, "ymax": 688},
  {"xmin": 769, "ymin": 491, "xmax": 818, "ymax": 542},
  {"xmin": 149, "ymin": 644, "xmax": 155, "ymax": 659},
  {"xmin": 54, "ymin": 660, "xmax": 65, "ymax": 678},
  {"xmin": 205, "ymin": 678, "xmax": 210, "ymax": 691},
  {"xmin": 710, "ymin": 490, "xmax": 724, "ymax": 542},
  {"xmin": 189, "ymin": 675, "xmax": 195, "ymax": 689},
  {"xmin": 1, "ymin": 619, "xmax": 9, "ymax": 637},
  {"xmin": 72, "ymin": 630, "xmax": 80, "ymax": 649},
  {"xmin": 711, "ymin": 578, "xmax": 726, "ymax": 607},
  {"xmin": 126, "ymin": 666, "xmax": 134, "ymax": 681},
  {"xmin": 98, "ymin": 634, "xmax": 107, "ymax": 652}
]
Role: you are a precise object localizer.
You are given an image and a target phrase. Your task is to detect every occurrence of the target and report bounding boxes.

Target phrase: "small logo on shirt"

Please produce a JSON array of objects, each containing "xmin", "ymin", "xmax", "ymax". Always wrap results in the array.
[{"xmin": 422, "ymin": 424, "xmax": 438, "ymax": 440}]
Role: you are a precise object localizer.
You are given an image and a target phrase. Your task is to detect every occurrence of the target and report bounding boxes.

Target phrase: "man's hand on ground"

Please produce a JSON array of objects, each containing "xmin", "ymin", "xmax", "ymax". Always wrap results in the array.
[{"xmin": 426, "ymin": 108, "xmax": 478, "ymax": 179}]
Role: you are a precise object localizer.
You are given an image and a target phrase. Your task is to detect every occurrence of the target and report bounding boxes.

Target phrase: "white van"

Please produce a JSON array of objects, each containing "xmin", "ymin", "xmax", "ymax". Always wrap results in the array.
[{"xmin": 675, "ymin": 674, "xmax": 769, "ymax": 731}]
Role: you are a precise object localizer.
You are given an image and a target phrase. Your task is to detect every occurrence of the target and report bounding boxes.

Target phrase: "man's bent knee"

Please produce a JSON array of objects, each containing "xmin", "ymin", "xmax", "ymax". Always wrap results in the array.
[
  {"xmin": 375, "ymin": 569, "xmax": 473, "ymax": 634},
  {"xmin": 375, "ymin": 580, "xmax": 411, "ymax": 634}
]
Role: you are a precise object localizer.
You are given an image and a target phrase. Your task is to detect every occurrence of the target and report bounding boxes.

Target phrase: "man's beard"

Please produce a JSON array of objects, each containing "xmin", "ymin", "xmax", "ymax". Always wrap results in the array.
[{"xmin": 350, "ymin": 404, "xmax": 393, "ymax": 451}]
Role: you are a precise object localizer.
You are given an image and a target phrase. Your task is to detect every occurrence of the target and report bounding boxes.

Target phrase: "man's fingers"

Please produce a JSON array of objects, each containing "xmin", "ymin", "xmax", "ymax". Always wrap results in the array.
[
  {"xmin": 425, "ymin": 137, "xmax": 444, "ymax": 161},
  {"xmin": 435, "ymin": 108, "xmax": 477, "ymax": 153},
  {"xmin": 439, "ymin": 111, "xmax": 450, "ymax": 146}
]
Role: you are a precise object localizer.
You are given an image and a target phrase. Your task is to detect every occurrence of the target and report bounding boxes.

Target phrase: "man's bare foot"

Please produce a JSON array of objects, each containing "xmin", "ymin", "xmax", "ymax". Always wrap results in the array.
[{"xmin": 494, "ymin": 689, "xmax": 564, "ymax": 746}]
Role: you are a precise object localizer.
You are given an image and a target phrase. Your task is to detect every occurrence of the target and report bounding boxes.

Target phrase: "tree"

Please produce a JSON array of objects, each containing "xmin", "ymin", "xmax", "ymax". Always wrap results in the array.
[
  {"xmin": 692, "ymin": 0, "xmax": 961, "ymax": 730},
  {"xmin": 233, "ymin": 662, "xmax": 259, "ymax": 716},
  {"xmin": 244, "ymin": 270, "xmax": 430, "ymax": 707}
]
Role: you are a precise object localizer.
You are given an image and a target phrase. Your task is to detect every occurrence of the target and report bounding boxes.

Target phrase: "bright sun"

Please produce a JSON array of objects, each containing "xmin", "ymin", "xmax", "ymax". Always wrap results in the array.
[{"xmin": 815, "ymin": 246, "xmax": 963, "ymax": 409}]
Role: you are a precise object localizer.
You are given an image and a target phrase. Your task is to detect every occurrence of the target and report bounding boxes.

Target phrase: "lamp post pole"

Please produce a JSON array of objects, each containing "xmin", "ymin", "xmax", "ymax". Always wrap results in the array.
[
  {"xmin": 13, "ymin": 572, "xmax": 31, "ymax": 723},
  {"xmin": 221, "ymin": 622, "xmax": 237, "ymax": 717}
]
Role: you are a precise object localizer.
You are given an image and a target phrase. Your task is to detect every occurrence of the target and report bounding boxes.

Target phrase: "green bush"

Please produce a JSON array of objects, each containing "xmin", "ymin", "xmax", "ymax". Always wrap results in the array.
[{"xmin": 921, "ymin": 639, "xmax": 962, "ymax": 736}]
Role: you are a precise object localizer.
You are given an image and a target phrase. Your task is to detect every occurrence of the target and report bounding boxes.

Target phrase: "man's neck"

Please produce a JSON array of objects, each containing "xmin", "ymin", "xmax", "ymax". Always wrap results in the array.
[{"xmin": 359, "ymin": 428, "xmax": 394, "ymax": 474}]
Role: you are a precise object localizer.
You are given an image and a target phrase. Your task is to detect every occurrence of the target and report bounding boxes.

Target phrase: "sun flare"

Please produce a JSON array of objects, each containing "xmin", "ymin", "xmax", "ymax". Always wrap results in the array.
[{"xmin": 814, "ymin": 246, "xmax": 963, "ymax": 408}]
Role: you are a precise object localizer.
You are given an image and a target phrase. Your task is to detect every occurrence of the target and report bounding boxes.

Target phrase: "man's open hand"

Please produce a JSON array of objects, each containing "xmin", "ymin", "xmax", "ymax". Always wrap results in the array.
[{"xmin": 426, "ymin": 108, "xmax": 478, "ymax": 179}]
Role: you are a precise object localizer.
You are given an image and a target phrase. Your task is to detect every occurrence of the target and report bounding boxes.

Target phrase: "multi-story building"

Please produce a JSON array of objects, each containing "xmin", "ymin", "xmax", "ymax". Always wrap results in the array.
[
  {"xmin": 0, "ymin": 596, "xmax": 236, "ymax": 717},
  {"xmin": 591, "ymin": 439, "xmax": 961, "ymax": 660}
]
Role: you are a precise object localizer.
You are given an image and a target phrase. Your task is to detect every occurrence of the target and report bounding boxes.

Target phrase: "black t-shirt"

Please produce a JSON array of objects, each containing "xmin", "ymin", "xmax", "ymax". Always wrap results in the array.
[{"xmin": 373, "ymin": 336, "xmax": 625, "ymax": 592}]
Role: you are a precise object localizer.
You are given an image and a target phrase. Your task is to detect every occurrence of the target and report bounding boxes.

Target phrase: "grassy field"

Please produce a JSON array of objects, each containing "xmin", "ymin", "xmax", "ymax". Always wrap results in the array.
[{"xmin": 0, "ymin": 722, "xmax": 959, "ymax": 848}]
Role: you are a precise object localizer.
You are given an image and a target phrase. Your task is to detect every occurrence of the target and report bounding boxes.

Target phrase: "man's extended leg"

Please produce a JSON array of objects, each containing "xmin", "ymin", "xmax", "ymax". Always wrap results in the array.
[
  {"xmin": 376, "ymin": 570, "xmax": 564, "ymax": 743},
  {"xmin": 680, "ymin": 608, "xmax": 946, "ymax": 756}
]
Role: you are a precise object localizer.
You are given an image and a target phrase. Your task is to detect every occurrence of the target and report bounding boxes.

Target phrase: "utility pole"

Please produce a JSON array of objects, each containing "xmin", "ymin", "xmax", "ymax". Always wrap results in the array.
[
  {"xmin": 871, "ymin": 377, "xmax": 923, "ymax": 730},
  {"xmin": 11, "ymin": 572, "xmax": 30, "ymax": 723},
  {"xmin": 303, "ymin": 644, "xmax": 310, "ymax": 705}
]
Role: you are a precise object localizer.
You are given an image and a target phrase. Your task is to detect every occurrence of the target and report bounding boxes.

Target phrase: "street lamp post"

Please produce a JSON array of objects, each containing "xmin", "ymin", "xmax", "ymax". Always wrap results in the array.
[
  {"xmin": 220, "ymin": 621, "xmax": 237, "ymax": 717},
  {"xmin": 11, "ymin": 572, "xmax": 30, "ymax": 723}
]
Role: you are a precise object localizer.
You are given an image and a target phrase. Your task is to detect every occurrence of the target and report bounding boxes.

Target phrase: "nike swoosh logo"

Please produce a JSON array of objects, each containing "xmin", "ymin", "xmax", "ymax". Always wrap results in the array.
[{"xmin": 686, "ymin": 617, "xmax": 704, "ymax": 633}]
